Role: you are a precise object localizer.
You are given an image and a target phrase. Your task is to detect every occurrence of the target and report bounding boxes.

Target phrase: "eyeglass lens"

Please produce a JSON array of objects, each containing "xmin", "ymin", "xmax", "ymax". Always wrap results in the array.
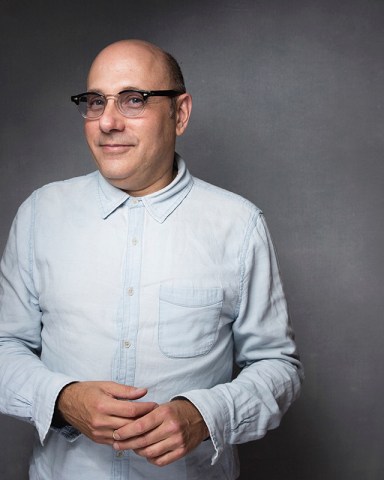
[{"xmin": 78, "ymin": 91, "xmax": 147, "ymax": 118}]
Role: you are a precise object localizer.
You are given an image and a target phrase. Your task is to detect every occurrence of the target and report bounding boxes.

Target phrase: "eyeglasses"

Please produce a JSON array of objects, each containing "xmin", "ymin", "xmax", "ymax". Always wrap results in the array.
[{"xmin": 71, "ymin": 89, "xmax": 184, "ymax": 119}]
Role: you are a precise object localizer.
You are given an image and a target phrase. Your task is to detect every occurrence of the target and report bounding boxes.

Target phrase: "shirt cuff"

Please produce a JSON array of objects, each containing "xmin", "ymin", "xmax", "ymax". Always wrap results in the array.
[
  {"xmin": 170, "ymin": 390, "xmax": 228, "ymax": 465},
  {"xmin": 50, "ymin": 424, "xmax": 82, "ymax": 442},
  {"xmin": 35, "ymin": 375, "xmax": 79, "ymax": 445}
]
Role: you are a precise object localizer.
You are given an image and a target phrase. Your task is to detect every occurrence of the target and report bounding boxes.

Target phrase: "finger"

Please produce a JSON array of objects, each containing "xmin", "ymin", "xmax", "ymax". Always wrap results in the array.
[
  {"xmin": 113, "ymin": 425, "xmax": 166, "ymax": 451},
  {"xmin": 113, "ymin": 408, "xmax": 162, "ymax": 441},
  {"xmin": 128, "ymin": 430, "xmax": 179, "ymax": 456},
  {"xmin": 138, "ymin": 445, "xmax": 187, "ymax": 467},
  {"xmin": 113, "ymin": 409, "xmax": 179, "ymax": 452},
  {"xmin": 108, "ymin": 399, "xmax": 159, "ymax": 420},
  {"xmin": 105, "ymin": 384, "xmax": 148, "ymax": 401}
]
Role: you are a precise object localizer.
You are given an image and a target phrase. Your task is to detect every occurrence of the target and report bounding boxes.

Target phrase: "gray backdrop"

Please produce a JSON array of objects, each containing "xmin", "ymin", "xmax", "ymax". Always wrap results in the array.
[{"xmin": 1, "ymin": 0, "xmax": 383, "ymax": 479}]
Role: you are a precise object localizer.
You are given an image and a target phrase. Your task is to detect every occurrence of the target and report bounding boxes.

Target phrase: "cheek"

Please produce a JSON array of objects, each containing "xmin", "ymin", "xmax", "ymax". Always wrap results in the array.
[
  {"xmin": 84, "ymin": 125, "xmax": 91, "ymax": 143},
  {"xmin": 149, "ymin": 117, "xmax": 176, "ymax": 146},
  {"xmin": 84, "ymin": 122, "xmax": 98, "ymax": 146}
]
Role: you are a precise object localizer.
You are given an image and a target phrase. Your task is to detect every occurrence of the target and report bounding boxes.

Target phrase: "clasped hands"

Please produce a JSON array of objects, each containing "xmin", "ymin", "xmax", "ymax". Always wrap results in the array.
[{"xmin": 57, "ymin": 381, "xmax": 209, "ymax": 467}]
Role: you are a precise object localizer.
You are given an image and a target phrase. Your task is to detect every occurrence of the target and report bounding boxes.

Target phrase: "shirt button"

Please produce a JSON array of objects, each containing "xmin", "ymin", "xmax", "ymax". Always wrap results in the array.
[
  {"xmin": 116, "ymin": 451, "xmax": 124, "ymax": 458},
  {"xmin": 132, "ymin": 238, "xmax": 138, "ymax": 246},
  {"xmin": 128, "ymin": 287, "xmax": 134, "ymax": 296},
  {"xmin": 132, "ymin": 199, "xmax": 139, "ymax": 205},
  {"xmin": 123, "ymin": 340, "xmax": 131, "ymax": 349}
]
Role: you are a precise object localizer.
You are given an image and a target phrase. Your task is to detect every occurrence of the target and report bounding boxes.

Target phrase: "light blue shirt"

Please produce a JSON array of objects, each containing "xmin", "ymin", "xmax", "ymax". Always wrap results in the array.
[{"xmin": 0, "ymin": 155, "xmax": 303, "ymax": 480}]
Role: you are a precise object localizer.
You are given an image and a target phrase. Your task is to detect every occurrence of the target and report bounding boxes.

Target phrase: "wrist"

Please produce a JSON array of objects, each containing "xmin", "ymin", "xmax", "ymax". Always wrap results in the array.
[{"xmin": 52, "ymin": 382, "xmax": 78, "ymax": 428}]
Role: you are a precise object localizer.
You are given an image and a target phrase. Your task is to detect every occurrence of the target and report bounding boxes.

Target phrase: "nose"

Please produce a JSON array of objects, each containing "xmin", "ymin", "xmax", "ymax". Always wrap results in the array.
[{"xmin": 98, "ymin": 97, "xmax": 125, "ymax": 133}]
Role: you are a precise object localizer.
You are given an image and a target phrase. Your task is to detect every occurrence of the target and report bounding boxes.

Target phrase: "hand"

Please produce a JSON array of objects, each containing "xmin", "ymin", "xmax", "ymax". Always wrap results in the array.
[
  {"xmin": 112, "ymin": 399, "xmax": 209, "ymax": 466},
  {"xmin": 56, "ymin": 381, "xmax": 158, "ymax": 445}
]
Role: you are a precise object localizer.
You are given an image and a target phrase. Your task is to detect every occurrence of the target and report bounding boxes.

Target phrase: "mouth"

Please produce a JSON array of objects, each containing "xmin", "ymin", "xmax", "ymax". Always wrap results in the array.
[{"xmin": 100, "ymin": 144, "xmax": 134, "ymax": 153}]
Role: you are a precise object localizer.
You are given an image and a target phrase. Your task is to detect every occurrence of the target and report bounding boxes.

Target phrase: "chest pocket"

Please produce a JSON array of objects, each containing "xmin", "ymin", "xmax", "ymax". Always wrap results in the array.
[{"xmin": 158, "ymin": 285, "xmax": 223, "ymax": 358}]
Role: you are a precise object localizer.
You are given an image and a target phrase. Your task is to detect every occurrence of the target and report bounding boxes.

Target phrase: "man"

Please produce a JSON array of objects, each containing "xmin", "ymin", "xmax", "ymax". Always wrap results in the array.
[{"xmin": 0, "ymin": 40, "xmax": 303, "ymax": 479}]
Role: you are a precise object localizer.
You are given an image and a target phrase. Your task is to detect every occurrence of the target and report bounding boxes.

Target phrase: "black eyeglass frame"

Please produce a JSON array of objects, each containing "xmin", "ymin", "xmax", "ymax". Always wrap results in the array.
[{"xmin": 70, "ymin": 89, "xmax": 185, "ymax": 119}]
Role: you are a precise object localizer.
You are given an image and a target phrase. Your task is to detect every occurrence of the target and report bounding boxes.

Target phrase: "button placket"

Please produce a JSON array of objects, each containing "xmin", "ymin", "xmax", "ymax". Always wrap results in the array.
[{"xmin": 116, "ymin": 200, "xmax": 144, "ymax": 387}]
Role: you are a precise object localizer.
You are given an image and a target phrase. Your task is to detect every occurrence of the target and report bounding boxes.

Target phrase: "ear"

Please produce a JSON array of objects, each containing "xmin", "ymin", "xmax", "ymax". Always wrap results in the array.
[{"xmin": 175, "ymin": 93, "xmax": 192, "ymax": 136}]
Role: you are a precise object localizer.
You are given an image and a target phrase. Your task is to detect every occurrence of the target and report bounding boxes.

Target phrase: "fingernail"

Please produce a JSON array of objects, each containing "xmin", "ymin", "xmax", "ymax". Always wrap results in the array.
[{"xmin": 113, "ymin": 431, "xmax": 120, "ymax": 441}]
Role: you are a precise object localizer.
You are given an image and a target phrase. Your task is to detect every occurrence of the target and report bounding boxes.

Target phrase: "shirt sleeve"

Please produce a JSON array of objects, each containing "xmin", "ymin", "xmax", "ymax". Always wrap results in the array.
[
  {"xmin": 172, "ymin": 212, "xmax": 304, "ymax": 464},
  {"xmin": 0, "ymin": 194, "xmax": 77, "ymax": 445}
]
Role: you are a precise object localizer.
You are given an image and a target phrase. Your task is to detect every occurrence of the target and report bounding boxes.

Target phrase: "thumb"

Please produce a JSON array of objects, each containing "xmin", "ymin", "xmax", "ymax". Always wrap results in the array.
[{"xmin": 106, "ymin": 383, "xmax": 148, "ymax": 400}]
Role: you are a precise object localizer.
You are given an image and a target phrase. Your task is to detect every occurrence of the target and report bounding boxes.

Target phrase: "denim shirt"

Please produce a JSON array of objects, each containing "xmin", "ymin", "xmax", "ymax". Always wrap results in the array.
[{"xmin": 0, "ymin": 155, "xmax": 303, "ymax": 480}]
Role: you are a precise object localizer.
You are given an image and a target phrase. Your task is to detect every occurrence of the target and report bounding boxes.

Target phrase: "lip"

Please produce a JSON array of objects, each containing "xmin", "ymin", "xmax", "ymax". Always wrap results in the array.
[{"xmin": 100, "ymin": 144, "xmax": 134, "ymax": 153}]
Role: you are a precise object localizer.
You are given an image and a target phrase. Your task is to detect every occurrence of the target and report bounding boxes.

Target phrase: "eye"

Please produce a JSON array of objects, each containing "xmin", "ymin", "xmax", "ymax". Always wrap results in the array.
[
  {"xmin": 119, "ymin": 91, "xmax": 145, "ymax": 111},
  {"xmin": 86, "ymin": 94, "xmax": 105, "ymax": 111}
]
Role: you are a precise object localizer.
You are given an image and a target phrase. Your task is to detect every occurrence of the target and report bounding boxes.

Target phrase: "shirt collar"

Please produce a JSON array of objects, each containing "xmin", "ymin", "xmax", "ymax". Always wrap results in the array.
[{"xmin": 97, "ymin": 153, "xmax": 193, "ymax": 223}]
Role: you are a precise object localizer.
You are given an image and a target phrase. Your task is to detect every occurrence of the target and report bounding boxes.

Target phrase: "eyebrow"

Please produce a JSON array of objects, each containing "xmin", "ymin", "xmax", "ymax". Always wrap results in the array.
[{"xmin": 87, "ymin": 86, "xmax": 143, "ymax": 94}]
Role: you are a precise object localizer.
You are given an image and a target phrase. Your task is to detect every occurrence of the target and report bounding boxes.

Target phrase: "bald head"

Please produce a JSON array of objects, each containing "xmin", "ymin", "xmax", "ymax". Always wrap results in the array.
[
  {"xmin": 92, "ymin": 39, "xmax": 165, "ymax": 62},
  {"xmin": 88, "ymin": 39, "xmax": 185, "ymax": 93}
]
